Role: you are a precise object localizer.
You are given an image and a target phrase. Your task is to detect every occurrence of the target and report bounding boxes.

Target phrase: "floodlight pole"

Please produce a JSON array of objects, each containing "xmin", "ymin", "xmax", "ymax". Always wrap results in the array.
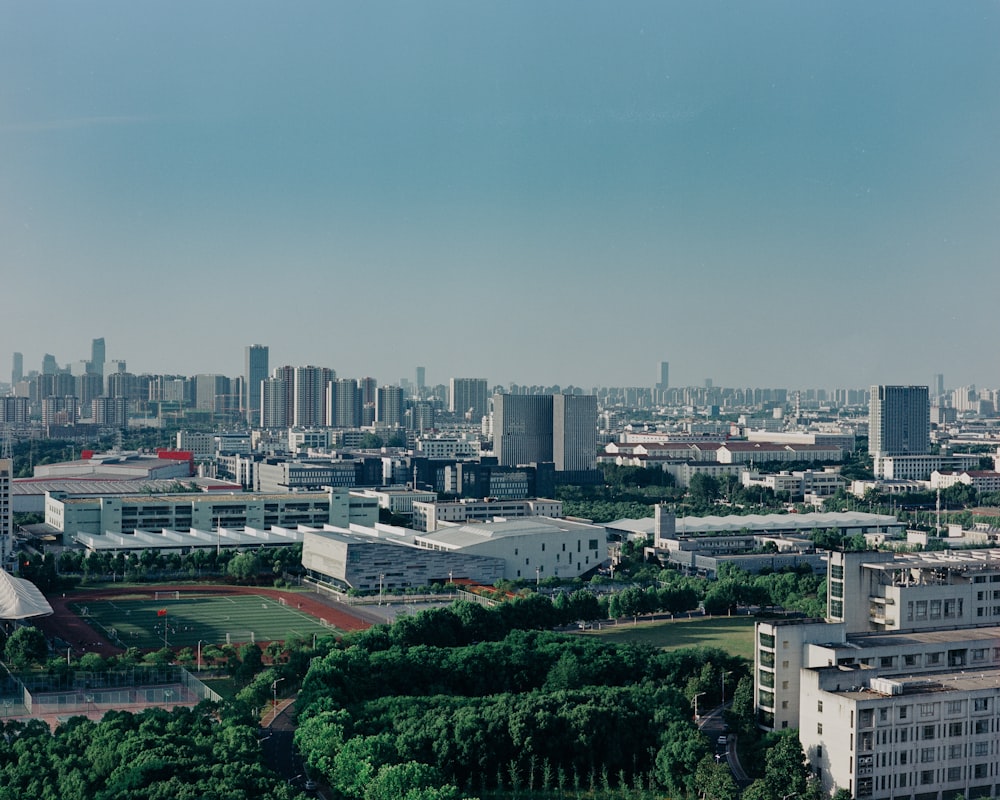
[
  {"xmin": 197, "ymin": 639, "xmax": 206, "ymax": 672},
  {"xmin": 272, "ymin": 678, "xmax": 285, "ymax": 722}
]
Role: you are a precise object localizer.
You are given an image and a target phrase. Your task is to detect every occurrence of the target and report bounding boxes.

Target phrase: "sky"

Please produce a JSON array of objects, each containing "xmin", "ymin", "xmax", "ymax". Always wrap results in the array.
[{"xmin": 2, "ymin": 1, "xmax": 999, "ymax": 392}]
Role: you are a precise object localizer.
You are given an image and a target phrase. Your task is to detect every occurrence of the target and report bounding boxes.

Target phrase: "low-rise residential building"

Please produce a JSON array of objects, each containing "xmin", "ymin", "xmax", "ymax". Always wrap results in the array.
[{"xmin": 930, "ymin": 470, "xmax": 1000, "ymax": 494}]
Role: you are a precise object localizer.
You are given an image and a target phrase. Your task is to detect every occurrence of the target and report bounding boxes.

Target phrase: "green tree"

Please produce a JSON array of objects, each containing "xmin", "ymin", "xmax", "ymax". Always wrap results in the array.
[{"xmin": 4, "ymin": 626, "xmax": 48, "ymax": 668}]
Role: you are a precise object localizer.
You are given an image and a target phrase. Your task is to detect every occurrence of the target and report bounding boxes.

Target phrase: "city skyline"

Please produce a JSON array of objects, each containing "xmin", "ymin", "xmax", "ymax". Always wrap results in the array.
[{"xmin": 2, "ymin": 3, "xmax": 999, "ymax": 388}]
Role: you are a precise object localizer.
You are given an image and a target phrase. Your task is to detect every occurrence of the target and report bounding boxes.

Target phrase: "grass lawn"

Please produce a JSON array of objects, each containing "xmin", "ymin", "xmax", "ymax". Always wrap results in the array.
[
  {"xmin": 583, "ymin": 615, "xmax": 756, "ymax": 661},
  {"xmin": 72, "ymin": 594, "xmax": 340, "ymax": 650}
]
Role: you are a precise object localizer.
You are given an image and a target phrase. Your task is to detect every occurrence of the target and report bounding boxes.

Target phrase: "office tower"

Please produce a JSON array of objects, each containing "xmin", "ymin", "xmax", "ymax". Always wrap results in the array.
[
  {"xmin": 657, "ymin": 361, "xmax": 669, "ymax": 390},
  {"xmin": 261, "ymin": 376, "xmax": 288, "ymax": 428},
  {"xmin": 449, "ymin": 378, "xmax": 489, "ymax": 421},
  {"xmin": 292, "ymin": 366, "xmax": 333, "ymax": 428},
  {"xmin": 869, "ymin": 385, "xmax": 930, "ymax": 457},
  {"xmin": 0, "ymin": 459, "xmax": 10, "ymax": 571},
  {"xmin": 376, "ymin": 385, "xmax": 405, "ymax": 428},
  {"xmin": 38, "ymin": 372, "xmax": 75, "ymax": 399},
  {"xmin": 244, "ymin": 344, "xmax": 269, "ymax": 426},
  {"xmin": 332, "ymin": 378, "xmax": 362, "ymax": 428},
  {"xmin": 493, "ymin": 394, "xmax": 554, "ymax": 466},
  {"xmin": 74, "ymin": 373, "xmax": 103, "ymax": 413},
  {"xmin": 42, "ymin": 354, "xmax": 58, "ymax": 375},
  {"xmin": 90, "ymin": 337, "xmax": 106, "ymax": 376},
  {"xmin": 933, "ymin": 373, "xmax": 945, "ymax": 404},
  {"xmin": 10, "ymin": 353, "xmax": 22, "ymax": 386},
  {"xmin": 553, "ymin": 394, "xmax": 598, "ymax": 471},
  {"xmin": 415, "ymin": 366, "xmax": 425, "ymax": 396}
]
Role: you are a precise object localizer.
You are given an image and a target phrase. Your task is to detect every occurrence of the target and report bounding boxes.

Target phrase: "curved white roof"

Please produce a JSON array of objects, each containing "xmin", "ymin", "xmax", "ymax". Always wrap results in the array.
[{"xmin": 0, "ymin": 570, "xmax": 53, "ymax": 619}]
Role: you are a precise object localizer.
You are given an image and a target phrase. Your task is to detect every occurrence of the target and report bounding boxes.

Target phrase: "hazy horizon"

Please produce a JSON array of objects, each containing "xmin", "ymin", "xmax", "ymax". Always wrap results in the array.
[{"xmin": 3, "ymin": 2, "xmax": 999, "ymax": 390}]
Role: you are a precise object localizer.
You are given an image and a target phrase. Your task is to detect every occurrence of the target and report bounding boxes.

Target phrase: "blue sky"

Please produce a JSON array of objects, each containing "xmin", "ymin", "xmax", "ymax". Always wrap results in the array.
[{"xmin": 2, "ymin": 2, "xmax": 998, "ymax": 391}]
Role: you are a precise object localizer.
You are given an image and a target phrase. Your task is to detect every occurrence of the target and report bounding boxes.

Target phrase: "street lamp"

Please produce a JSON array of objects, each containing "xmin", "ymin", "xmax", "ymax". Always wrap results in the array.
[
  {"xmin": 197, "ymin": 639, "xmax": 207, "ymax": 672},
  {"xmin": 722, "ymin": 670, "xmax": 732, "ymax": 706},
  {"xmin": 693, "ymin": 691, "xmax": 706, "ymax": 721},
  {"xmin": 271, "ymin": 677, "xmax": 285, "ymax": 722},
  {"xmin": 378, "ymin": 573, "xmax": 385, "ymax": 606}
]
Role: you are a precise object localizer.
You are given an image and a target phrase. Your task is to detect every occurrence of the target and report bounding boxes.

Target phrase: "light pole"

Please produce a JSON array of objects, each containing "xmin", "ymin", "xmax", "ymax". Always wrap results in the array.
[
  {"xmin": 693, "ymin": 691, "xmax": 706, "ymax": 721},
  {"xmin": 379, "ymin": 573, "xmax": 385, "ymax": 605},
  {"xmin": 197, "ymin": 639, "xmax": 206, "ymax": 672},
  {"xmin": 271, "ymin": 677, "xmax": 285, "ymax": 722},
  {"xmin": 722, "ymin": 670, "xmax": 732, "ymax": 706},
  {"xmin": 535, "ymin": 566, "xmax": 540, "ymax": 586}
]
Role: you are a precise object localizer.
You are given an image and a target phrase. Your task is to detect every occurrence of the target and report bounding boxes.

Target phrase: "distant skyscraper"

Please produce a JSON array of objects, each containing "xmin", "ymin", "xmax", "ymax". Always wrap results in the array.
[
  {"xmin": 493, "ymin": 394, "xmax": 554, "ymax": 467},
  {"xmin": 332, "ymin": 379, "xmax": 362, "ymax": 428},
  {"xmin": 92, "ymin": 396, "xmax": 128, "ymax": 427},
  {"xmin": 10, "ymin": 352, "xmax": 22, "ymax": 386},
  {"xmin": 244, "ymin": 345, "xmax": 269, "ymax": 426},
  {"xmin": 415, "ymin": 366, "xmax": 426, "ymax": 395},
  {"xmin": 449, "ymin": 378, "xmax": 489, "ymax": 421},
  {"xmin": 657, "ymin": 361, "xmax": 669, "ymax": 390},
  {"xmin": 90, "ymin": 337, "xmax": 106, "ymax": 376},
  {"xmin": 42, "ymin": 354, "xmax": 58, "ymax": 375},
  {"xmin": 553, "ymin": 394, "xmax": 598, "ymax": 471},
  {"xmin": 869, "ymin": 385, "xmax": 930, "ymax": 457},
  {"xmin": 293, "ymin": 366, "xmax": 333, "ymax": 427},
  {"xmin": 933, "ymin": 373, "xmax": 945, "ymax": 404},
  {"xmin": 261, "ymin": 376, "xmax": 288, "ymax": 428},
  {"xmin": 376, "ymin": 385, "xmax": 405, "ymax": 428}
]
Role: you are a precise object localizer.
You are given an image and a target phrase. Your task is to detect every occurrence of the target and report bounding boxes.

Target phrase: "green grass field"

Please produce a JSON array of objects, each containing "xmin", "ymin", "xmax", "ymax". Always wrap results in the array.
[
  {"xmin": 584, "ymin": 616, "xmax": 756, "ymax": 661},
  {"xmin": 72, "ymin": 594, "xmax": 340, "ymax": 650}
]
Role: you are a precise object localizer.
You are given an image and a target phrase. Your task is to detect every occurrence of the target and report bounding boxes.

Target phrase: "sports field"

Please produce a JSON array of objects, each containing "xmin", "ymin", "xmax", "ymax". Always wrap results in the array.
[
  {"xmin": 71, "ymin": 593, "xmax": 341, "ymax": 650},
  {"xmin": 584, "ymin": 616, "xmax": 756, "ymax": 661}
]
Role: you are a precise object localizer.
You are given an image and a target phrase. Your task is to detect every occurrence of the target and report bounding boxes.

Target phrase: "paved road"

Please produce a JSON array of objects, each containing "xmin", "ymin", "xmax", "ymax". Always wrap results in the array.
[{"xmin": 696, "ymin": 704, "xmax": 751, "ymax": 787}]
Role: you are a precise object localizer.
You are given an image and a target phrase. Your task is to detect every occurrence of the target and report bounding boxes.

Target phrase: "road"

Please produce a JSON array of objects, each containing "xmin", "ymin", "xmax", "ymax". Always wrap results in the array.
[{"xmin": 696, "ymin": 704, "xmax": 751, "ymax": 787}]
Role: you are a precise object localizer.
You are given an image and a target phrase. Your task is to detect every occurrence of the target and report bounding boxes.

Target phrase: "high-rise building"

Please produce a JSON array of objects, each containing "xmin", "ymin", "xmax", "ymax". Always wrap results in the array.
[
  {"xmin": 493, "ymin": 394, "xmax": 554, "ymax": 467},
  {"xmin": 657, "ymin": 361, "xmax": 669, "ymax": 390},
  {"xmin": 261, "ymin": 376, "xmax": 288, "ymax": 428},
  {"xmin": 415, "ymin": 366, "xmax": 426, "ymax": 396},
  {"xmin": 92, "ymin": 396, "xmax": 128, "ymax": 427},
  {"xmin": 293, "ymin": 366, "xmax": 334, "ymax": 428},
  {"xmin": 42, "ymin": 354, "xmax": 58, "ymax": 375},
  {"xmin": 42, "ymin": 396, "xmax": 79, "ymax": 427},
  {"xmin": 244, "ymin": 344, "xmax": 269, "ymax": 426},
  {"xmin": 552, "ymin": 394, "xmax": 598, "ymax": 471},
  {"xmin": 10, "ymin": 352, "xmax": 22, "ymax": 386},
  {"xmin": 933, "ymin": 373, "xmax": 945, "ymax": 404},
  {"xmin": 449, "ymin": 378, "xmax": 489, "ymax": 421},
  {"xmin": 332, "ymin": 378, "xmax": 361, "ymax": 428},
  {"xmin": 869, "ymin": 385, "xmax": 930, "ymax": 458},
  {"xmin": 360, "ymin": 377, "xmax": 378, "ymax": 426},
  {"xmin": 194, "ymin": 374, "xmax": 232, "ymax": 413},
  {"xmin": 376, "ymin": 385, "xmax": 405, "ymax": 428},
  {"xmin": 0, "ymin": 397, "xmax": 29, "ymax": 425},
  {"xmin": 90, "ymin": 338, "xmax": 106, "ymax": 376},
  {"xmin": 0, "ymin": 458, "xmax": 11, "ymax": 571}
]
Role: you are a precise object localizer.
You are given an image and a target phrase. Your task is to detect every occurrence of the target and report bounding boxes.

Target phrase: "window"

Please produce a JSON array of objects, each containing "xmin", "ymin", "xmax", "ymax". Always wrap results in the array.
[
  {"xmin": 920, "ymin": 747, "xmax": 935, "ymax": 763},
  {"xmin": 919, "ymin": 703, "xmax": 937, "ymax": 718},
  {"xmin": 975, "ymin": 742, "xmax": 989, "ymax": 757},
  {"xmin": 973, "ymin": 648, "xmax": 987, "ymax": 662},
  {"xmin": 879, "ymin": 708, "xmax": 889, "ymax": 722},
  {"xmin": 975, "ymin": 719, "xmax": 990, "ymax": 735},
  {"xmin": 899, "ymin": 706, "xmax": 909, "ymax": 720},
  {"xmin": 881, "ymin": 656, "xmax": 895, "ymax": 668},
  {"xmin": 922, "ymin": 725, "xmax": 935, "ymax": 740},
  {"xmin": 817, "ymin": 723, "xmax": 823, "ymax": 734},
  {"xmin": 927, "ymin": 652, "xmax": 942, "ymax": 665},
  {"xmin": 947, "ymin": 767, "xmax": 962, "ymax": 782},
  {"xmin": 818, "ymin": 700, "xmax": 823, "ymax": 713},
  {"xmin": 904, "ymin": 654, "xmax": 918, "ymax": 667},
  {"xmin": 946, "ymin": 700, "xmax": 964, "ymax": 715},
  {"xmin": 915, "ymin": 600, "xmax": 928, "ymax": 619},
  {"xmin": 949, "ymin": 722, "xmax": 963, "ymax": 737},
  {"xmin": 975, "ymin": 698, "xmax": 990, "ymax": 712},
  {"xmin": 900, "ymin": 751, "xmax": 908, "ymax": 764},
  {"xmin": 974, "ymin": 764, "xmax": 988, "ymax": 779},
  {"xmin": 949, "ymin": 745, "xmax": 963, "ymax": 759},
  {"xmin": 588, "ymin": 539, "xmax": 598, "ymax": 550},
  {"xmin": 921, "ymin": 770, "xmax": 935, "ymax": 785}
]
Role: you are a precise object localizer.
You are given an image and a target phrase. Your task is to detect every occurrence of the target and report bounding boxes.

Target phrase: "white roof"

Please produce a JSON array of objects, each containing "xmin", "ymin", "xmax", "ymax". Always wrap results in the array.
[{"xmin": 0, "ymin": 571, "xmax": 54, "ymax": 619}]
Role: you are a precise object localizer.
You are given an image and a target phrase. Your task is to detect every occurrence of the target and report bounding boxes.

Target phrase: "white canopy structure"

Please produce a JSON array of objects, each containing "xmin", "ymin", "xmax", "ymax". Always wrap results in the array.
[{"xmin": 0, "ymin": 570, "xmax": 53, "ymax": 619}]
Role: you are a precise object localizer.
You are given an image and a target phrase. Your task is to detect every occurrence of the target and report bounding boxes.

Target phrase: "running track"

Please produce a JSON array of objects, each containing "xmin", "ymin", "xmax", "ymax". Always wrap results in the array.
[{"xmin": 37, "ymin": 584, "xmax": 373, "ymax": 658}]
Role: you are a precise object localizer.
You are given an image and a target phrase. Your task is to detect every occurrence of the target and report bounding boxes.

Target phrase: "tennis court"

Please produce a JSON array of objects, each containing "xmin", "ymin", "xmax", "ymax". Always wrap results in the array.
[{"xmin": 71, "ymin": 593, "xmax": 341, "ymax": 650}]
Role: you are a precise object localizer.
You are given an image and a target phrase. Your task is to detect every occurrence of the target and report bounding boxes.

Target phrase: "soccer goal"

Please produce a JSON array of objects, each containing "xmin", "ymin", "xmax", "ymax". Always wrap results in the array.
[{"xmin": 154, "ymin": 590, "xmax": 181, "ymax": 601}]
